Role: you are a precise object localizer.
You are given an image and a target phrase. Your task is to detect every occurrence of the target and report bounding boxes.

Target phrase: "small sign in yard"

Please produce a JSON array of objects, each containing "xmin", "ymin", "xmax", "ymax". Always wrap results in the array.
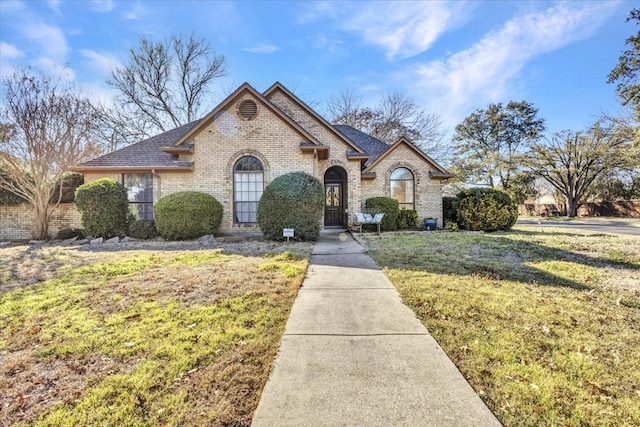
[{"xmin": 283, "ymin": 228, "xmax": 294, "ymax": 241}]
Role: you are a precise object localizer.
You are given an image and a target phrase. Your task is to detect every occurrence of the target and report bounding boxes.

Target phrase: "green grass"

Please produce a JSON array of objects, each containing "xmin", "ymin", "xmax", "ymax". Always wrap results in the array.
[
  {"xmin": 365, "ymin": 227, "xmax": 640, "ymax": 427},
  {"xmin": 0, "ymin": 247, "xmax": 310, "ymax": 426}
]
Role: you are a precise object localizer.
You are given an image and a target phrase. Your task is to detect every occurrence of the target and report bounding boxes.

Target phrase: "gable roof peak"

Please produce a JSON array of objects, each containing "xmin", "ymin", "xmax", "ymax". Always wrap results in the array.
[{"xmin": 263, "ymin": 82, "xmax": 366, "ymax": 154}]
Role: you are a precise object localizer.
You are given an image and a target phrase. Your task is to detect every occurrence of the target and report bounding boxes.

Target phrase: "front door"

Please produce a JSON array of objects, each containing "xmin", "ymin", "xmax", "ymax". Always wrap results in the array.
[
  {"xmin": 324, "ymin": 183, "xmax": 343, "ymax": 226},
  {"xmin": 324, "ymin": 166, "xmax": 347, "ymax": 227}
]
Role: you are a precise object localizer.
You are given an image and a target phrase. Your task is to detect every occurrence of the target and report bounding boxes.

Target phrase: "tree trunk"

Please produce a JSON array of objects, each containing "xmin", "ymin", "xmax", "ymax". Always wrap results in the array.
[
  {"xmin": 566, "ymin": 197, "xmax": 578, "ymax": 217},
  {"xmin": 33, "ymin": 202, "xmax": 50, "ymax": 240}
]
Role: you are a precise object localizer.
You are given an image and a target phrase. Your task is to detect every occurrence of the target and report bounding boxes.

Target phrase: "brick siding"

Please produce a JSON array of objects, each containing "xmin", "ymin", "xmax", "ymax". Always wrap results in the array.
[
  {"xmin": 363, "ymin": 143, "xmax": 444, "ymax": 227},
  {"xmin": 0, "ymin": 203, "xmax": 82, "ymax": 240}
]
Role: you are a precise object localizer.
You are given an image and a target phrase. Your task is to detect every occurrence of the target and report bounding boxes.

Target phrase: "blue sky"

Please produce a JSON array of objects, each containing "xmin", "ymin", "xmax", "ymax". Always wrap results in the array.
[{"xmin": 0, "ymin": 0, "xmax": 634, "ymax": 137}]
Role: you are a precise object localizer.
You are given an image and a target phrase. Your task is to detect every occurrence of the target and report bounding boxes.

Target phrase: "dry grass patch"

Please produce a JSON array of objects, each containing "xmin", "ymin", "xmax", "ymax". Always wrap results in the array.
[
  {"xmin": 363, "ymin": 227, "xmax": 640, "ymax": 427},
  {"xmin": 0, "ymin": 238, "xmax": 312, "ymax": 426}
]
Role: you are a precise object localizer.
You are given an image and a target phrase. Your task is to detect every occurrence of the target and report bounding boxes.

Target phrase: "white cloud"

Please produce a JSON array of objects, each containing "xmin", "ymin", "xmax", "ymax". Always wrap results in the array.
[
  {"xmin": 80, "ymin": 49, "xmax": 122, "ymax": 75},
  {"xmin": 35, "ymin": 57, "xmax": 75, "ymax": 81},
  {"xmin": 343, "ymin": 1, "xmax": 468, "ymax": 60},
  {"xmin": 0, "ymin": 42, "xmax": 23, "ymax": 59},
  {"xmin": 124, "ymin": 2, "xmax": 146, "ymax": 20},
  {"xmin": 297, "ymin": 1, "xmax": 468, "ymax": 61},
  {"xmin": 92, "ymin": 0, "xmax": 115, "ymax": 13},
  {"xmin": 47, "ymin": 0, "xmax": 61, "ymax": 13},
  {"xmin": 296, "ymin": 1, "xmax": 338, "ymax": 24},
  {"xmin": 22, "ymin": 22, "xmax": 69, "ymax": 65},
  {"xmin": 243, "ymin": 44, "xmax": 279, "ymax": 54},
  {"xmin": 413, "ymin": 2, "xmax": 619, "ymax": 127}
]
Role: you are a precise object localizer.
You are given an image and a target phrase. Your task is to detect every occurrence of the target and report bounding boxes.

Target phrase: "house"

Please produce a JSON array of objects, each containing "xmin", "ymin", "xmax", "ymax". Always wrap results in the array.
[{"xmin": 72, "ymin": 82, "xmax": 452, "ymax": 232}]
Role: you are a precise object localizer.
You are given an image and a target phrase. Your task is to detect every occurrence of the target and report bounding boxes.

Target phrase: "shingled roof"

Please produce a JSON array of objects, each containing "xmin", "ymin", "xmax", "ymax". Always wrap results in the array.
[
  {"xmin": 334, "ymin": 125, "xmax": 389, "ymax": 167},
  {"xmin": 73, "ymin": 120, "xmax": 200, "ymax": 171}
]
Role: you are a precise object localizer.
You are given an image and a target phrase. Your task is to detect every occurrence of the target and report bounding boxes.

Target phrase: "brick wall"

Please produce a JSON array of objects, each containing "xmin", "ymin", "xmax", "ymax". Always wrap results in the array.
[
  {"xmin": 0, "ymin": 203, "xmax": 82, "ymax": 240},
  {"xmin": 185, "ymin": 92, "xmax": 317, "ymax": 232},
  {"xmin": 363, "ymin": 143, "xmax": 444, "ymax": 227}
]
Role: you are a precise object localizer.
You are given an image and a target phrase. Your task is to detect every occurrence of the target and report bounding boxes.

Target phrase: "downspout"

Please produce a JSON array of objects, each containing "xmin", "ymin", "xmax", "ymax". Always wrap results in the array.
[
  {"xmin": 313, "ymin": 148, "xmax": 318, "ymax": 178},
  {"xmin": 151, "ymin": 169, "xmax": 161, "ymax": 211}
]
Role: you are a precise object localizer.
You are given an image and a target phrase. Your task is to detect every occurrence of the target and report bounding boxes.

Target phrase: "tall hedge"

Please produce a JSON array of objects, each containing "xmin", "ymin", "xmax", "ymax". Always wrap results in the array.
[
  {"xmin": 365, "ymin": 197, "xmax": 399, "ymax": 231},
  {"xmin": 456, "ymin": 188, "xmax": 518, "ymax": 232},
  {"xmin": 257, "ymin": 172, "xmax": 324, "ymax": 241},
  {"xmin": 75, "ymin": 178, "xmax": 129, "ymax": 238},
  {"xmin": 442, "ymin": 196, "xmax": 458, "ymax": 224},
  {"xmin": 154, "ymin": 191, "xmax": 223, "ymax": 240}
]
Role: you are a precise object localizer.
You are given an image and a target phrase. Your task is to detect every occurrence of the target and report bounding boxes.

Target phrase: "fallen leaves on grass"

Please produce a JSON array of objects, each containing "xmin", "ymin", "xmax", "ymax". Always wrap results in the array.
[{"xmin": 0, "ymin": 241, "xmax": 311, "ymax": 426}]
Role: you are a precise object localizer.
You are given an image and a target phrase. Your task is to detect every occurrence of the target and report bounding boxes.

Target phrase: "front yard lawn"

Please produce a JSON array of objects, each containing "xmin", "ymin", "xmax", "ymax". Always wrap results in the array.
[
  {"xmin": 364, "ymin": 227, "xmax": 640, "ymax": 427},
  {"xmin": 0, "ymin": 239, "xmax": 312, "ymax": 426}
]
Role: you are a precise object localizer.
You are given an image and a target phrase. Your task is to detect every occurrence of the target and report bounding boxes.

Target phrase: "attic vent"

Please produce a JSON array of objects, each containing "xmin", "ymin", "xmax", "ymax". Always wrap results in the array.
[{"xmin": 237, "ymin": 99, "xmax": 258, "ymax": 121}]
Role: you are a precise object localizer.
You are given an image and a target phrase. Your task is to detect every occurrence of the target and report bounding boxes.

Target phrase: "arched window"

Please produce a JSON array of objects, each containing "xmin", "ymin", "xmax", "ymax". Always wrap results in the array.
[
  {"xmin": 390, "ymin": 167, "xmax": 415, "ymax": 210},
  {"xmin": 234, "ymin": 156, "xmax": 263, "ymax": 223}
]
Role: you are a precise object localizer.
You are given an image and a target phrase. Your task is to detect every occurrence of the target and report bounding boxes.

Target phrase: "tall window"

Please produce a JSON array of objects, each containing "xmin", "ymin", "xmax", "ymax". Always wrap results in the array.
[
  {"xmin": 390, "ymin": 167, "xmax": 415, "ymax": 210},
  {"xmin": 234, "ymin": 156, "xmax": 264, "ymax": 223},
  {"xmin": 123, "ymin": 174, "xmax": 153, "ymax": 220}
]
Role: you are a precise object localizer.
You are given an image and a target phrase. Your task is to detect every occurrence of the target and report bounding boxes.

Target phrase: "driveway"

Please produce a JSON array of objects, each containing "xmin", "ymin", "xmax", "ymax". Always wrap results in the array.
[{"xmin": 517, "ymin": 217, "xmax": 640, "ymax": 236}]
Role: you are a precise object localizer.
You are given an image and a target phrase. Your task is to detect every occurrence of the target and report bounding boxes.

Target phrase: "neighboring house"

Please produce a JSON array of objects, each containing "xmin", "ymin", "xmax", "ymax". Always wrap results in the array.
[{"xmin": 72, "ymin": 82, "xmax": 452, "ymax": 232}]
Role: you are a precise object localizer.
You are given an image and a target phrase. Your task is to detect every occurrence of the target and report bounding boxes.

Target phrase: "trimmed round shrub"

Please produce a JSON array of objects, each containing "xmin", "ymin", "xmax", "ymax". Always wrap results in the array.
[
  {"xmin": 397, "ymin": 209, "xmax": 418, "ymax": 229},
  {"xmin": 257, "ymin": 172, "xmax": 324, "ymax": 241},
  {"xmin": 456, "ymin": 188, "xmax": 518, "ymax": 232},
  {"xmin": 75, "ymin": 178, "xmax": 129, "ymax": 238},
  {"xmin": 128, "ymin": 220, "xmax": 159, "ymax": 240},
  {"xmin": 365, "ymin": 197, "xmax": 399, "ymax": 232},
  {"xmin": 154, "ymin": 191, "xmax": 222, "ymax": 240}
]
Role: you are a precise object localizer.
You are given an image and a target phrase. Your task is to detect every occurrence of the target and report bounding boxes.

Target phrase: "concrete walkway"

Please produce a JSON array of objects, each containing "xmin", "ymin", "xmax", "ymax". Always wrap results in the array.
[{"xmin": 252, "ymin": 230, "xmax": 501, "ymax": 427}]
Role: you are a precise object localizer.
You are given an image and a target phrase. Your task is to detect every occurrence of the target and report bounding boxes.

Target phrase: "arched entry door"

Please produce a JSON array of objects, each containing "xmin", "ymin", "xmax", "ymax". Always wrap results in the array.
[{"xmin": 324, "ymin": 166, "xmax": 347, "ymax": 227}]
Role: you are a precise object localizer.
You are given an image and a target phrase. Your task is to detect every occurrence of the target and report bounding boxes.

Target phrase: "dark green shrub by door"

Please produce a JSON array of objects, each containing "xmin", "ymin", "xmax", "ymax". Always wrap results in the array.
[
  {"xmin": 257, "ymin": 172, "xmax": 324, "ymax": 241},
  {"xmin": 365, "ymin": 197, "xmax": 399, "ymax": 231},
  {"xmin": 397, "ymin": 209, "xmax": 418, "ymax": 229},
  {"xmin": 74, "ymin": 178, "xmax": 129, "ymax": 238},
  {"xmin": 456, "ymin": 188, "xmax": 518, "ymax": 232},
  {"xmin": 154, "ymin": 191, "xmax": 223, "ymax": 240}
]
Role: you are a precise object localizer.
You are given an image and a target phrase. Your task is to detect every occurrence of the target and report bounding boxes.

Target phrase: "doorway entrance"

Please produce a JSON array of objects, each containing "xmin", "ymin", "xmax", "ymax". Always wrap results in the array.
[{"xmin": 324, "ymin": 166, "xmax": 347, "ymax": 227}]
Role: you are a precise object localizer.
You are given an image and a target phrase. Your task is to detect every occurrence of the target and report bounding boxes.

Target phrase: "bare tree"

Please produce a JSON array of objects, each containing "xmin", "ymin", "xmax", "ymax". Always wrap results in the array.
[
  {"xmin": 523, "ymin": 119, "xmax": 636, "ymax": 217},
  {"xmin": 0, "ymin": 67, "xmax": 101, "ymax": 239},
  {"xmin": 327, "ymin": 89, "xmax": 445, "ymax": 157},
  {"xmin": 103, "ymin": 34, "xmax": 226, "ymax": 148}
]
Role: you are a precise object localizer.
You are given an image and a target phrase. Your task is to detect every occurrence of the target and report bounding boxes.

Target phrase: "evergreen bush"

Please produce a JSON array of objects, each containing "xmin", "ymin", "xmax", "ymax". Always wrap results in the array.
[
  {"xmin": 154, "ymin": 191, "xmax": 222, "ymax": 240},
  {"xmin": 442, "ymin": 196, "xmax": 458, "ymax": 224},
  {"xmin": 397, "ymin": 209, "xmax": 418, "ymax": 229},
  {"xmin": 456, "ymin": 188, "xmax": 518, "ymax": 232},
  {"xmin": 128, "ymin": 220, "xmax": 159, "ymax": 240},
  {"xmin": 257, "ymin": 172, "xmax": 324, "ymax": 241},
  {"xmin": 365, "ymin": 197, "xmax": 399, "ymax": 231},
  {"xmin": 75, "ymin": 178, "xmax": 129, "ymax": 238}
]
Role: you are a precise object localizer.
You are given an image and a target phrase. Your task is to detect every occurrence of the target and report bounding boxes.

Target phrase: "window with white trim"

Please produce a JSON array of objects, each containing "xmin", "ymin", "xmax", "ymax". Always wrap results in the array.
[{"xmin": 234, "ymin": 156, "xmax": 263, "ymax": 223}]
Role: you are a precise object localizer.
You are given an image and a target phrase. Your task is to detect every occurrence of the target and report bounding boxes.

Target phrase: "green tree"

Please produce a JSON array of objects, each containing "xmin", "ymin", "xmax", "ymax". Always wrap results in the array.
[
  {"xmin": 523, "ymin": 120, "xmax": 635, "ymax": 217},
  {"xmin": 507, "ymin": 172, "xmax": 538, "ymax": 205},
  {"xmin": 608, "ymin": 8, "xmax": 640, "ymax": 113},
  {"xmin": 451, "ymin": 101, "xmax": 545, "ymax": 190},
  {"xmin": 0, "ymin": 67, "xmax": 100, "ymax": 239}
]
